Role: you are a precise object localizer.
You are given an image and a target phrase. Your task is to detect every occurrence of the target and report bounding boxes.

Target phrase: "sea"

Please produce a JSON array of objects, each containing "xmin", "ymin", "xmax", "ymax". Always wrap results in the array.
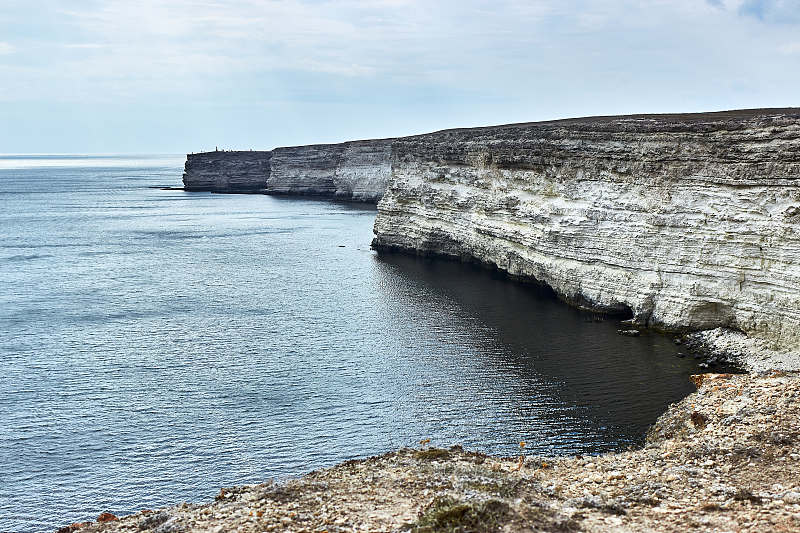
[{"xmin": 1, "ymin": 154, "xmax": 708, "ymax": 532}]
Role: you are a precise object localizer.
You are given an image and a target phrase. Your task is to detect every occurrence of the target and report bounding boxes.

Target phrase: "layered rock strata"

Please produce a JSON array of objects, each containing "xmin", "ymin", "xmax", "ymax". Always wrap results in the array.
[
  {"xmin": 182, "ymin": 140, "xmax": 392, "ymax": 202},
  {"xmin": 182, "ymin": 109, "xmax": 800, "ymax": 354},
  {"xmin": 372, "ymin": 109, "xmax": 800, "ymax": 354},
  {"xmin": 267, "ymin": 140, "xmax": 392, "ymax": 202},
  {"xmin": 183, "ymin": 151, "xmax": 272, "ymax": 192}
]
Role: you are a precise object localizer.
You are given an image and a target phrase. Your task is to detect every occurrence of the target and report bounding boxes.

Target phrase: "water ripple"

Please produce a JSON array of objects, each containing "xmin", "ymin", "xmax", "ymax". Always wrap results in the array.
[{"xmin": 0, "ymin": 156, "xmax": 710, "ymax": 532}]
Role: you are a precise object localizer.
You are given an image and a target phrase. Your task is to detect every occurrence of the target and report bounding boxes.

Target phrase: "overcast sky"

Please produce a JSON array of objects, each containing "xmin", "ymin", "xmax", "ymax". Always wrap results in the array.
[{"xmin": 1, "ymin": 0, "xmax": 798, "ymax": 153}]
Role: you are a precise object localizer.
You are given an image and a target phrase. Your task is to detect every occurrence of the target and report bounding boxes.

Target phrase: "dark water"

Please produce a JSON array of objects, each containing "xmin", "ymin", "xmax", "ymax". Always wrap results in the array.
[{"xmin": 1, "ymin": 155, "xmax": 705, "ymax": 532}]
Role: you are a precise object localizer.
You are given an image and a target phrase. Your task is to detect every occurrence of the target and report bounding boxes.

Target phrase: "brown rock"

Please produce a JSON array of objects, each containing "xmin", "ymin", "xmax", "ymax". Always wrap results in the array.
[
  {"xmin": 690, "ymin": 411, "xmax": 708, "ymax": 428},
  {"xmin": 690, "ymin": 373, "xmax": 734, "ymax": 389},
  {"xmin": 96, "ymin": 512, "xmax": 118, "ymax": 522}
]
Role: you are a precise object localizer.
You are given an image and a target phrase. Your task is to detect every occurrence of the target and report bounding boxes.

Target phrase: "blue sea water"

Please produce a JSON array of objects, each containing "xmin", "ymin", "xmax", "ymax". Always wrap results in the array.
[{"xmin": 1, "ymin": 155, "xmax": 706, "ymax": 532}]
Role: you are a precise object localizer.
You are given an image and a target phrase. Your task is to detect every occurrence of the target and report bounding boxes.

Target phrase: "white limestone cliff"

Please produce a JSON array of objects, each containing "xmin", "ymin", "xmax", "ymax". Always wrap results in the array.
[
  {"xmin": 183, "ymin": 141, "xmax": 392, "ymax": 202},
  {"xmin": 372, "ymin": 109, "xmax": 800, "ymax": 358},
  {"xmin": 181, "ymin": 109, "xmax": 800, "ymax": 362}
]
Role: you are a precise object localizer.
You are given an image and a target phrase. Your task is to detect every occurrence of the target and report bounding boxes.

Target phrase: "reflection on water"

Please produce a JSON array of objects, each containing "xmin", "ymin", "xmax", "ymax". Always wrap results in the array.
[
  {"xmin": 2, "ymin": 155, "xmax": 704, "ymax": 532},
  {"xmin": 371, "ymin": 254, "xmax": 701, "ymax": 445}
]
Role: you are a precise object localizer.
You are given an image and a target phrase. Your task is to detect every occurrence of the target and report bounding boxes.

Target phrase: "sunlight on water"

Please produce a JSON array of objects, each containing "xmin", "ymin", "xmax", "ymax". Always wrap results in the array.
[{"xmin": 0, "ymin": 154, "xmax": 184, "ymax": 170}]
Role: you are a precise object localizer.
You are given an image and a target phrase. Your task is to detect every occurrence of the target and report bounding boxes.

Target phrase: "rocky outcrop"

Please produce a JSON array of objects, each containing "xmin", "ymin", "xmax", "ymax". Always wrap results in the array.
[
  {"xmin": 372, "ymin": 109, "xmax": 800, "ymax": 354},
  {"xmin": 267, "ymin": 140, "xmax": 392, "ymax": 202},
  {"xmin": 183, "ymin": 151, "xmax": 272, "ymax": 192},
  {"xmin": 182, "ymin": 140, "xmax": 392, "ymax": 202}
]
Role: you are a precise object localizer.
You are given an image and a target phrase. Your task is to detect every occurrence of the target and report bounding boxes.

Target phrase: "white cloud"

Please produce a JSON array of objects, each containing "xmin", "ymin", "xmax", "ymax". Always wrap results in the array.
[
  {"xmin": 36, "ymin": 1, "xmax": 690, "ymax": 86},
  {"xmin": 2, "ymin": 0, "xmax": 800, "ymax": 151},
  {"xmin": 0, "ymin": 42, "xmax": 14, "ymax": 55},
  {"xmin": 5, "ymin": 1, "xmax": 797, "ymax": 98},
  {"xmin": 62, "ymin": 43, "xmax": 106, "ymax": 49},
  {"xmin": 779, "ymin": 42, "xmax": 800, "ymax": 54}
]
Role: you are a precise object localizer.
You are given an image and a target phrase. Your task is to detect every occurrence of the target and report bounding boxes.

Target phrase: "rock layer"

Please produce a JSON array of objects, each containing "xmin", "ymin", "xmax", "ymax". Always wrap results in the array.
[
  {"xmin": 267, "ymin": 140, "xmax": 392, "ymax": 202},
  {"xmin": 183, "ymin": 151, "xmax": 272, "ymax": 192},
  {"xmin": 372, "ymin": 109, "xmax": 800, "ymax": 353},
  {"xmin": 182, "ymin": 109, "xmax": 800, "ymax": 353},
  {"xmin": 182, "ymin": 140, "xmax": 392, "ymax": 202}
]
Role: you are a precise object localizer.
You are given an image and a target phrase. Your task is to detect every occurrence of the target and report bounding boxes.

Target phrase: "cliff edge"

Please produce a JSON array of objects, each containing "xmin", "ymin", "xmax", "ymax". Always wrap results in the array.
[
  {"xmin": 183, "ymin": 151, "xmax": 272, "ymax": 193},
  {"xmin": 182, "ymin": 108, "xmax": 800, "ymax": 360},
  {"xmin": 182, "ymin": 139, "xmax": 392, "ymax": 202},
  {"xmin": 372, "ymin": 108, "xmax": 800, "ymax": 359}
]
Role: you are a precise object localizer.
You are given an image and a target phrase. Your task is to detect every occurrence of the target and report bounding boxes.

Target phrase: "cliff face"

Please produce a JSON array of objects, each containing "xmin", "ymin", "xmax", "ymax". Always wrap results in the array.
[
  {"xmin": 183, "ymin": 151, "xmax": 272, "ymax": 192},
  {"xmin": 181, "ymin": 109, "xmax": 800, "ymax": 353},
  {"xmin": 268, "ymin": 140, "xmax": 392, "ymax": 202},
  {"xmin": 182, "ymin": 140, "xmax": 392, "ymax": 202},
  {"xmin": 372, "ymin": 109, "xmax": 800, "ymax": 353}
]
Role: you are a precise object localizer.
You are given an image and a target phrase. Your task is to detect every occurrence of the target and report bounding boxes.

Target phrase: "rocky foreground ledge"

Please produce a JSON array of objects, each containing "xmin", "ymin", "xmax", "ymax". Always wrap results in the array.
[{"xmin": 60, "ymin": 372, "xmax": 800, "ymax": 533}]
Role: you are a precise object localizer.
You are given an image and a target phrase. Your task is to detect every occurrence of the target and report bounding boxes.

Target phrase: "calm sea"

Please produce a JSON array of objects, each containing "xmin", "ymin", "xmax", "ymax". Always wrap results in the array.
[{"xmin": 1, "ymin": 155, "xmax": 705, "ymax": 532}]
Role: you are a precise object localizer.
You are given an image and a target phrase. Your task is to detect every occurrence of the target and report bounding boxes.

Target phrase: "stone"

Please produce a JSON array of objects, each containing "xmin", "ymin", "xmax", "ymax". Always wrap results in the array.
[
  {"xmin": 138, "ymin": 511, "xmax": 170, "ymax": 529},
  {"xmin": 55, "ymin": 523, "xmax": 91, "ymax": 533},
  {"xmin": 784, "ymin": 492, "xmax": 800, "ymax": 504},
  {"xmin": 267, "ymin": 140, "xmax": 392, "ymax": 202},
  {"xmin": 690, "ymin": 411, "xmax": 708, "ymax": 429}
]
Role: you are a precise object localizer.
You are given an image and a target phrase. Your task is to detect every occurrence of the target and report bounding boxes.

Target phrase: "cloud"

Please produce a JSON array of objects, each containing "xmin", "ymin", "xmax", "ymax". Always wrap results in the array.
[
  {"xmin": 62, "ymin": 43, "xmax": 106, "ymax": 49},
  {"xmin": 35, "ymin": 1, "xmax": 720, "ymax": 88},
  {"xmin": 703, "ymin": 0, "xmax": 800, "ymax": 22},
  {"xmin": 779, "ymin": 42, "xmax": 800, "ymax": 54},
  {"xmin": 2, "ymin": 0, "xmax": 800, "ymax": 152},
  {"xmin": 738, "ymin": 0, "xmax": 800, "ymax": 23},
  {"xmin": 4, "ymin": 0, "xmax": 795, "ymax": 101},
  {"xmin": 0, "ymin": 42, "xmax": 14, "ymax": 55}
]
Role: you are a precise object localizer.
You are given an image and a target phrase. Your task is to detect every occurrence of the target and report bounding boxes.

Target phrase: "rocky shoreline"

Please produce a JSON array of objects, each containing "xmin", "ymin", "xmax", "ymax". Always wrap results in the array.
[
  {"xmin": 67, "ymin": 108, "xmax": 798, "ymax": 531},
  {"xmin": 682, "ymin": 328, "xmax": 800, "ymax": 373},
  {"xmin": 58, "ymin": 372, "xmax": 800, "ymax": 532}
]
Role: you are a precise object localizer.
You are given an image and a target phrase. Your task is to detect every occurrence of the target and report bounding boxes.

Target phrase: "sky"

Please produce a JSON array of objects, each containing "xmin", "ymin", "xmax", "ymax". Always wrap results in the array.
[{"xmin": 0, "ymin": 0, "xmax": 799, "ymax": 153}]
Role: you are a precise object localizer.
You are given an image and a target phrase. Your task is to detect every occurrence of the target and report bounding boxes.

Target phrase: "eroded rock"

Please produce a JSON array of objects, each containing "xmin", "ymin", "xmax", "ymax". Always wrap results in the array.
[{"xmin": 372, "ymin": 109, "xmax": 800, "ymax": 364}]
